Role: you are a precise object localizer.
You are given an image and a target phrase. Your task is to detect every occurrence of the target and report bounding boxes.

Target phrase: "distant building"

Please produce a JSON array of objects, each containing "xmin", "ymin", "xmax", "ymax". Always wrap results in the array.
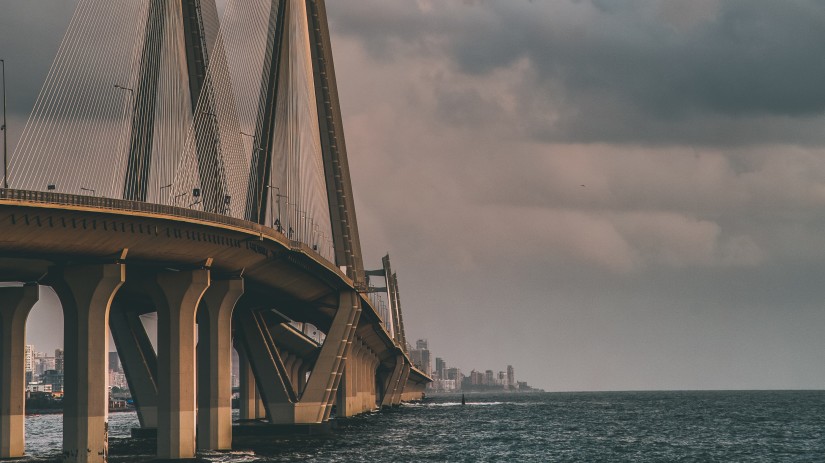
[
  {"xmin": 507, "ymin": 365, "xmax": 515, "ymax": 390},
  {"xmin": 42, "ymin": 370, "xmax": 64, "ymax": 393},
  {"xmin": 109, "ymin": 370, "xmax": 128, "ymax": 390},
  {"xmin": 484, "ymin": 370, "xmax": 494, "ymax": 386},
  {"xmin": 35, "ymin": 356, "xmax": 56, "ymax": 377},
  {"xmin": 26, "ymin": 383, "xmax": 52, "ymax": 393},
  {"xmin": 410, "ymin": 339, "xmax": 431, "ymax": 377},
  {"xmin": 109, "ymin": 352, "xmax": 121, "ymax": 373},
  {"xmin": 55, "ymin": 349, "xmax": 64, "ymax": 372},
  {"xmin": 446, "ymin": 367, "xmax": 462, "ymax": 391},
  {"xmin": 435, "ymin": 357, "xmax": 446, "ymax": 380},
  {"xmin": 24, "ymin": 345, "xmax": 34, "ymax": 374}
]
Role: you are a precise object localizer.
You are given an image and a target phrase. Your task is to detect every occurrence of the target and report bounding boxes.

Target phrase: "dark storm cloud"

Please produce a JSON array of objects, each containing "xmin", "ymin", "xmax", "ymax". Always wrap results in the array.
[
  {"xmin": 331, "ymin": 0, "xmax": 825, "ymax": 145},
  {"xmin": 0, "ymin": 1, "xmax": 77, "ymax": 118}
]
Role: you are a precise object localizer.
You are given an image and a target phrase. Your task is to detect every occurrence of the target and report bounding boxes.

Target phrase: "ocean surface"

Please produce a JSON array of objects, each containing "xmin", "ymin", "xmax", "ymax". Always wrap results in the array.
[{"xmin": 23, "ymin": 391, "xmax": 825, "ymax": 462}]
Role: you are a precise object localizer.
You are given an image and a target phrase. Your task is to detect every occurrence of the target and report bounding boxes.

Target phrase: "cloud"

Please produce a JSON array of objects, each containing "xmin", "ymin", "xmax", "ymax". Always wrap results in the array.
[{"xmin": 331, "ymin": 0, "xmax": 825, "ymax": 146}]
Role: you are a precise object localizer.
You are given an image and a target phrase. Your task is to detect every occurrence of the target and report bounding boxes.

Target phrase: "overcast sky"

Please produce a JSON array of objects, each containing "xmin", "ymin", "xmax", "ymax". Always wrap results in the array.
[{"xmin": 5, "ymin": 0, "xmax": 825, "ymax": 391}]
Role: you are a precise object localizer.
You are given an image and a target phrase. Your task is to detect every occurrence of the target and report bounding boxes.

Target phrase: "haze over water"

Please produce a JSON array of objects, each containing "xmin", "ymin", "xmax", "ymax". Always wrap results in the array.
[{"xmin": 23, "ymin": 391, "xmax": 825, "ymax": 462}]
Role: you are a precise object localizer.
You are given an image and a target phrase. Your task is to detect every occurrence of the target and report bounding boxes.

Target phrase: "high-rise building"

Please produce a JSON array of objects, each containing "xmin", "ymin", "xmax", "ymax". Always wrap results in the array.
[
  {"xmin": 435, "ymin": 357, "xmax": 446, "ymax": 380},
  {"xmin": 410, "ymin": 339, "xmax": 431, "ymax": 377},
  {"xmin": 24, "ymin": 345, "xmax": 34, "ymax": 374},
  {"xmin": 507, "ymin": 365, "xmax": 515, "ymax": 390},
  {"xmin": 109, "ymin": 352, "xmax": 121, "ymax": 373},
  {"xmin": 35, "ymin": 356, "xmax": 55, "ymax": 376},
  {"xmin": 485, "ymin": 370, "xmax": 494, "ymax": 386},
  {"xmin": 55, "ymin": 349, "xmax": 64, "ymax": 372}
]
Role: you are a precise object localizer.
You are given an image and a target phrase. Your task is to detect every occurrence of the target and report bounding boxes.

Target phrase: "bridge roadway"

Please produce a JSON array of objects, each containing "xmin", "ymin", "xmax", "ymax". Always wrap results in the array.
[{"xmin": 0, "ymin": 189, "xmax": 429, "ymax": 462}]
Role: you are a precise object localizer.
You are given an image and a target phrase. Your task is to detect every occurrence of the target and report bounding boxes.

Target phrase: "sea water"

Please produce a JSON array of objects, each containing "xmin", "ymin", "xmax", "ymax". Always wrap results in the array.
[{"xmin": 23, "ymin": 391, "xmax": 825, "ymax": 462}]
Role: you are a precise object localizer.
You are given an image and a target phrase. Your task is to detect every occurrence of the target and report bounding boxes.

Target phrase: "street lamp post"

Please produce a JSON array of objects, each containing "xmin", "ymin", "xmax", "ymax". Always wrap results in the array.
[
  {"xmin": 269, "ymin": 185, "xmax": 289, "ymax": 234},
  {"xmin": 1, "ymin": 59, "xmax": 8, "ymax": 189},
  {"xmin": 174, "ymin": 192, "xmax": 187, "ymax": 206}
]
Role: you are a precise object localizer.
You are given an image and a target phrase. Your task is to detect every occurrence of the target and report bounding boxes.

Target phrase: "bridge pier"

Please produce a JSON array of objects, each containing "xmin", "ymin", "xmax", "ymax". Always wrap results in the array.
[
  {"xmin": 234, "ymin": 290, "xmax": 360, "ymax": 425},
  {"xmin": 49, "ymin": 264, "xmax": 125, "ymax": 463},
  {"xmin": 0, "ymin": 284, "xmax": 39, "ymax": 458},
  {"xmin": 145, "ymin": 269, "xmax": 210, "ymax": 461},
  {"xmin": 196, "ymin": 278, "xmax": 243, "ymax": 451}
]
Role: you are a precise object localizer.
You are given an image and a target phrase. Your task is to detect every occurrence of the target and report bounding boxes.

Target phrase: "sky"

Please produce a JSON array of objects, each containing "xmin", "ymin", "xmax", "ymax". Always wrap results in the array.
[{"xmin": 4, "ymin": 0, "xmax": 825, "ymax": 391}]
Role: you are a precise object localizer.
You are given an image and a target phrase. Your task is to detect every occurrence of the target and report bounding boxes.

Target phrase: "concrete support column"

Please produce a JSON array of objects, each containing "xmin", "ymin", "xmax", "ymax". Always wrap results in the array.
[
  {"xmin": 289, "ymin": 360, "xmax": 300, "ymax": 397},
  {"xmin": 0, "ymin": 284, "xmax": 38, "ymax": 458},
  {"xmin": 282, "ymin": 355, "xmax": 295, "ymax": 395},
  {"xmin": 109, "ymin": 300, "xmax": 158, "ymax": 429},
  {"xmin": 236, "ymin": 345, "xmax": 255, "ymax": 420},
  {"xmin": 149, "ymin": 270, "xmax": 210, "ymax": 460},
  {"xmin": 392, "ymin": 363, "xmax": 411, "ymax": 406},
  {"xmin": 235, "ymin": 345, "xmax": 267, "ymax": 421},
  {"xmin": 297, "ymin": 363, "xmax": 309, "ymax": 397},
  {"xmin": 196, "ymin": 278, "xmax": 243, "ymax": 451},
  {"xmin": 380, "ymin": 356, "xmax": 404, "ymax": 408},
  {"xmin": 49, "ymin": 264, "xmax": 125, "ymax": 463}
]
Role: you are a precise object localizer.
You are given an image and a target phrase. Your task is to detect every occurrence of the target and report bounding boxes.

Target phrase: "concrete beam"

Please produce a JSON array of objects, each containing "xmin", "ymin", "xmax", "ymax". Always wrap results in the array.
[
  {"xmin": 0, "ymin": 284, "xmax": 38, "ymax": 458},
  {"xmin": 49, "ymin": 264, "xmax": 125, "ymax": 463},
  {"xmin": 196, "ymin": 278, "xmax": 243, "ymax": 451}
]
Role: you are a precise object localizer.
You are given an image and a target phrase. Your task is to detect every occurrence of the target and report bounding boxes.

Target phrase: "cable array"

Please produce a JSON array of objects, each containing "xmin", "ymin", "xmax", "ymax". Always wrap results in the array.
[{"xmin": 10, "ymin": 0, "xmax": 336, "ymax": 263}]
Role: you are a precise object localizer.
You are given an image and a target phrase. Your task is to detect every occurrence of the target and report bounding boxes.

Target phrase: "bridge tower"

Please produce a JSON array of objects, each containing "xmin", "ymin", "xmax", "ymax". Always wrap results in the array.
[{"xmin": 123, "ymin": 0, "xmax": 227, "ymax": 214}]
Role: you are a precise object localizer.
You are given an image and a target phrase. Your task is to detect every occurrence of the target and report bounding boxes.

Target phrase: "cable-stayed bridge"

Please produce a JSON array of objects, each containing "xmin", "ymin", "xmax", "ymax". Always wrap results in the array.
[{"xmin": 0, "ymin": 1, "xmax": 430, "ymax": 461}]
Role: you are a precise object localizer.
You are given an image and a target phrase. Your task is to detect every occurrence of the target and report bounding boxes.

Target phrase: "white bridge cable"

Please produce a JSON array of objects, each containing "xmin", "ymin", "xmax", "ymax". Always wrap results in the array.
[
  {"xmin": 10, "ymin": 0, "xmax": 337, "ymax": 264},
  {"xmin": 11, "ymin": 0, "xmax": 148, "ymax": 196}
]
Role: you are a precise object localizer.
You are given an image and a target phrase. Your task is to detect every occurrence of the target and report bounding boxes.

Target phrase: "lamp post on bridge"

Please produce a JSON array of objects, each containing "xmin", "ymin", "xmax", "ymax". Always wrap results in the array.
[
  {"xmin": 268, "ymin": 185, "xmax": 288, "ymax": 234},
  {"xmin": 174, "ymin": 192, "xmax": 187, "ymax": 206},
  {"xmin": 1, "ymin": 59, "xmax": 7, "ymax": 189}
]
